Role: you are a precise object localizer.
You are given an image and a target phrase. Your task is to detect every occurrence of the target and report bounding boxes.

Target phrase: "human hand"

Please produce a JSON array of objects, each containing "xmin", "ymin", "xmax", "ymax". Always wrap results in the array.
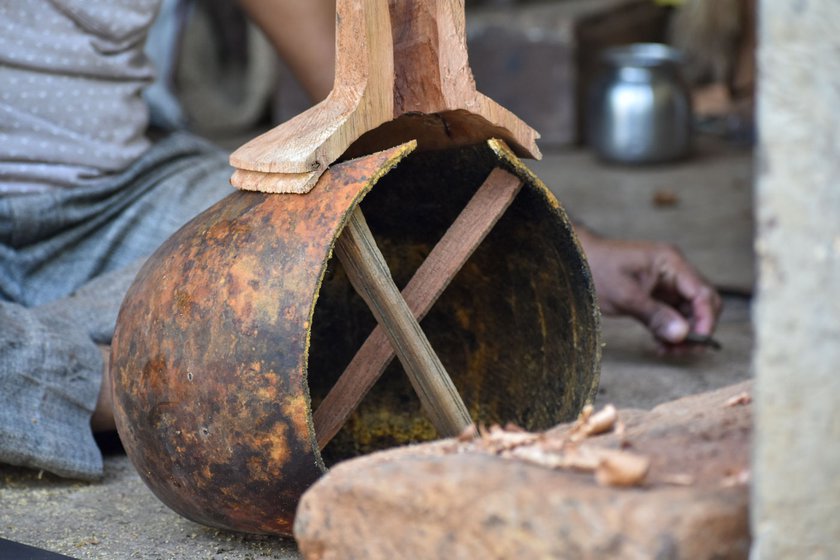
[{"xmin": 575, "ymin": 226, "xmax": 722, "ymax": 348}]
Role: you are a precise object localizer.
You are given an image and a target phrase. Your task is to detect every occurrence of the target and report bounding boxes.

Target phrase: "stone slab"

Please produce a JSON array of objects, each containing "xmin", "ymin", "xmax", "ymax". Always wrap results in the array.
[{"xmin": 295, "ymin": 382, "xmax": 753, "ymax": 559}]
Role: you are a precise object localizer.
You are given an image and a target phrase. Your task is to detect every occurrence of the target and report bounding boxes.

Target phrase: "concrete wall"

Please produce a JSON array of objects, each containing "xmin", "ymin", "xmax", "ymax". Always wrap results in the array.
[{"xmin": 753, "ymin": 1, "xmax": 840, "ymax": 558}]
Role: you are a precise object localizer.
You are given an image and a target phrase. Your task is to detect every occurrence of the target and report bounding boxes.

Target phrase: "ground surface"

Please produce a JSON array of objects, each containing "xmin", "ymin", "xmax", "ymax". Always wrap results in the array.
[
  {"xmin": 533, "ymin": 137, "xmax": 755, "ymax": 294},
  {"xmin": 0, "ymin": 139, "xmax": 753, "ymax": 559}
]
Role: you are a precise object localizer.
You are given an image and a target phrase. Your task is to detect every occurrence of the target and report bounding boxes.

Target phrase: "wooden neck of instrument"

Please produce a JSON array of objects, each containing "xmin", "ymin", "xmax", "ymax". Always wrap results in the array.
[
  {"xmin": 333, "ymin": 0, "xmax": 473, "ymax": 117},
  {"xmin": 389, "ymin": 0, "xmax": 474, "ymax": 115}
]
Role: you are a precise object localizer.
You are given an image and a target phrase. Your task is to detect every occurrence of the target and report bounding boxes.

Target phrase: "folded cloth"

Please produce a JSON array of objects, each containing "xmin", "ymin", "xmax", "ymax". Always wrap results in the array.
[
  {"xmin": 0, "ymin": 132, "xmax": 234, "ymax": 479},
  {"xmin": 0, "ymin": 302, "xmax": 104, "ymax": 480}
]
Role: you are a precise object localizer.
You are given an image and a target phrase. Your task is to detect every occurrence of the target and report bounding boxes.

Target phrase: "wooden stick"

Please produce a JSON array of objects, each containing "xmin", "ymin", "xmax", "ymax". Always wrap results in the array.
[
  {"xmin": 315, "ymin": 168, "xmax": 523, "ymax": 448},
  {"xmin": 230, "ymin": 0, "xmax": 395, "ymax": 193},
  {"xmin": 333, "ymin": 207, "xmax": 473, "ymax": 438}
]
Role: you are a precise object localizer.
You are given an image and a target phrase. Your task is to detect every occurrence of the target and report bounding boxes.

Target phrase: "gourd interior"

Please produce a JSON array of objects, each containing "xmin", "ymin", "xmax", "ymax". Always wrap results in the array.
[{"xmin": 308, "ymin": 144, "xmax": 600, "ymax": 465}]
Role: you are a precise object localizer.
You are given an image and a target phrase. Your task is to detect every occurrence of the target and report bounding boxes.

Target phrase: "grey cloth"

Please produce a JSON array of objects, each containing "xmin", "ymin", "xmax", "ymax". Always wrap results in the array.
[{"xmin": 0, "ymin": 132, "xmax": 234, "ymax": 479}]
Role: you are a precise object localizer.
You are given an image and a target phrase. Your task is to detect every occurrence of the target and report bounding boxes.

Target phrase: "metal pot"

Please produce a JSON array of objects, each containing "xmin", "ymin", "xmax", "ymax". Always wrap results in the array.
[{"xmin": 588, "ymin": 43, "xmax": 692, "ymax": 164}]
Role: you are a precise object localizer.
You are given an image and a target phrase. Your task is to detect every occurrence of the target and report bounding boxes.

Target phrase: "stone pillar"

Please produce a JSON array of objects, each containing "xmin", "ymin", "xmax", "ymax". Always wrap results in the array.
[{"xmin": 753, "ymin": 2, "xmax": 840, "ymax": 558}]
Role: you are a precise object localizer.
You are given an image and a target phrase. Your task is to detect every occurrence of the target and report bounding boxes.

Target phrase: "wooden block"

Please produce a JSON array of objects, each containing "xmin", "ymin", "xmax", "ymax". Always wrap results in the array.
[{"xmin": 231, "ymin": 0, "xmax": 540, "ymax": 194}]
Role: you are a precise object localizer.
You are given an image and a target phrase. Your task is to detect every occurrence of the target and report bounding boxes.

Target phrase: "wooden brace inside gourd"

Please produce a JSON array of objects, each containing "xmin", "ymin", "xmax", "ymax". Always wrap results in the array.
[{"xmin": 307, "ymin": 143, "xmax": 600, "ymax": 464}]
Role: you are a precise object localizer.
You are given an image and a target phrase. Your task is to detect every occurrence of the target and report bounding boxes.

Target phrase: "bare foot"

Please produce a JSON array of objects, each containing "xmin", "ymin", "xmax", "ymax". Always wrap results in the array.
[{"xmin": 90, "ymin": 345, "xmax": 117, "ymax": 432}]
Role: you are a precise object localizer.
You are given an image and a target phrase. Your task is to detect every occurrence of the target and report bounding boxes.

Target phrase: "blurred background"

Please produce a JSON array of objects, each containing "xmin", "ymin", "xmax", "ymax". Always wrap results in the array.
[{"xmin": 144, "ymin": 0, "xmax": 756, "ymax": 152}]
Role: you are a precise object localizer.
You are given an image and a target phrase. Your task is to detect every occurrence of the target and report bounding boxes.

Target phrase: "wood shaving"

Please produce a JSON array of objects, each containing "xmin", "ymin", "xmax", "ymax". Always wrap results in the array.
[
  {"xmin": 724, "ymin": 392, "xmax": 752, "ymax": 407},
  {"xmin": 614, "ymin": 418, "xmax": 626, "ymax": 439},
  {"xmin": 570, "ymin": 403, "xmax": 617, "ymax": 442},
  {"xmin": 503, "ymin": 422, "xmax": 527, "ymax": 433},
  {"xmin": 653, "ymin": 189, "xmax": 679, "ymax": 207},
  {"xmin": 662, "ymin": 473, "xmax": 695, "ymax": 486},
  {"xmin": 560, "ymin": 445, "xmax": 603, "ymax": 472},
  {"xmin": 454, "ymin": 404, "xmax": 649, "ymax": 487},
  {"xmin": 457, "ymin": 424, "xmax": 478, "ymax": 442},
  {"xmin": 506, "ymin": 446, "xmax": 567, "ymax": 470},
  {"xmin": 586, "ymin": 404, "xmax": 618, "ymax": 436},
  {"xmin": 721, "ymin": 468, "xmax": 750, "ymax": 487},
  {"xmin": 595, "ymin": 450, "xmax": 651, "ymax": 487}
]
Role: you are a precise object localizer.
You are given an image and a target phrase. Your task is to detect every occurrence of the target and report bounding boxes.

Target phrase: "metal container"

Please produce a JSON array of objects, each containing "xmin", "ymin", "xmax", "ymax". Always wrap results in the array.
[{"xmin": 588, "ymin": 43, "xmax": 692, "ymax": 164}]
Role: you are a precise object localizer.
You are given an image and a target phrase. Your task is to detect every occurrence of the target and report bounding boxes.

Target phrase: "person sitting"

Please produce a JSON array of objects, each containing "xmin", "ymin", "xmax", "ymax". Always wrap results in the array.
[{"xmin": 0, "ymin": 0, "xmax": 720, "ymax": 481}]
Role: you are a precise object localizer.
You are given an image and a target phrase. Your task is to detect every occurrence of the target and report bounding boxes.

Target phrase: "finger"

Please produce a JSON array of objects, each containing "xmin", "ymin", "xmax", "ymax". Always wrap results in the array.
[
  {"xmin": 671, "ymin": 272, "xmax": 721, "ymax": 335},
  {"xmin": 660, "ymin": 249, "xmax": 723, "ymax": 336},
  {"xmin": 690, "ymin": 285, "xmax": 722, "ymax": 335},
  {"xmin": 621, "ymin": 283, "xmax": 691, "ymax": 343}
]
